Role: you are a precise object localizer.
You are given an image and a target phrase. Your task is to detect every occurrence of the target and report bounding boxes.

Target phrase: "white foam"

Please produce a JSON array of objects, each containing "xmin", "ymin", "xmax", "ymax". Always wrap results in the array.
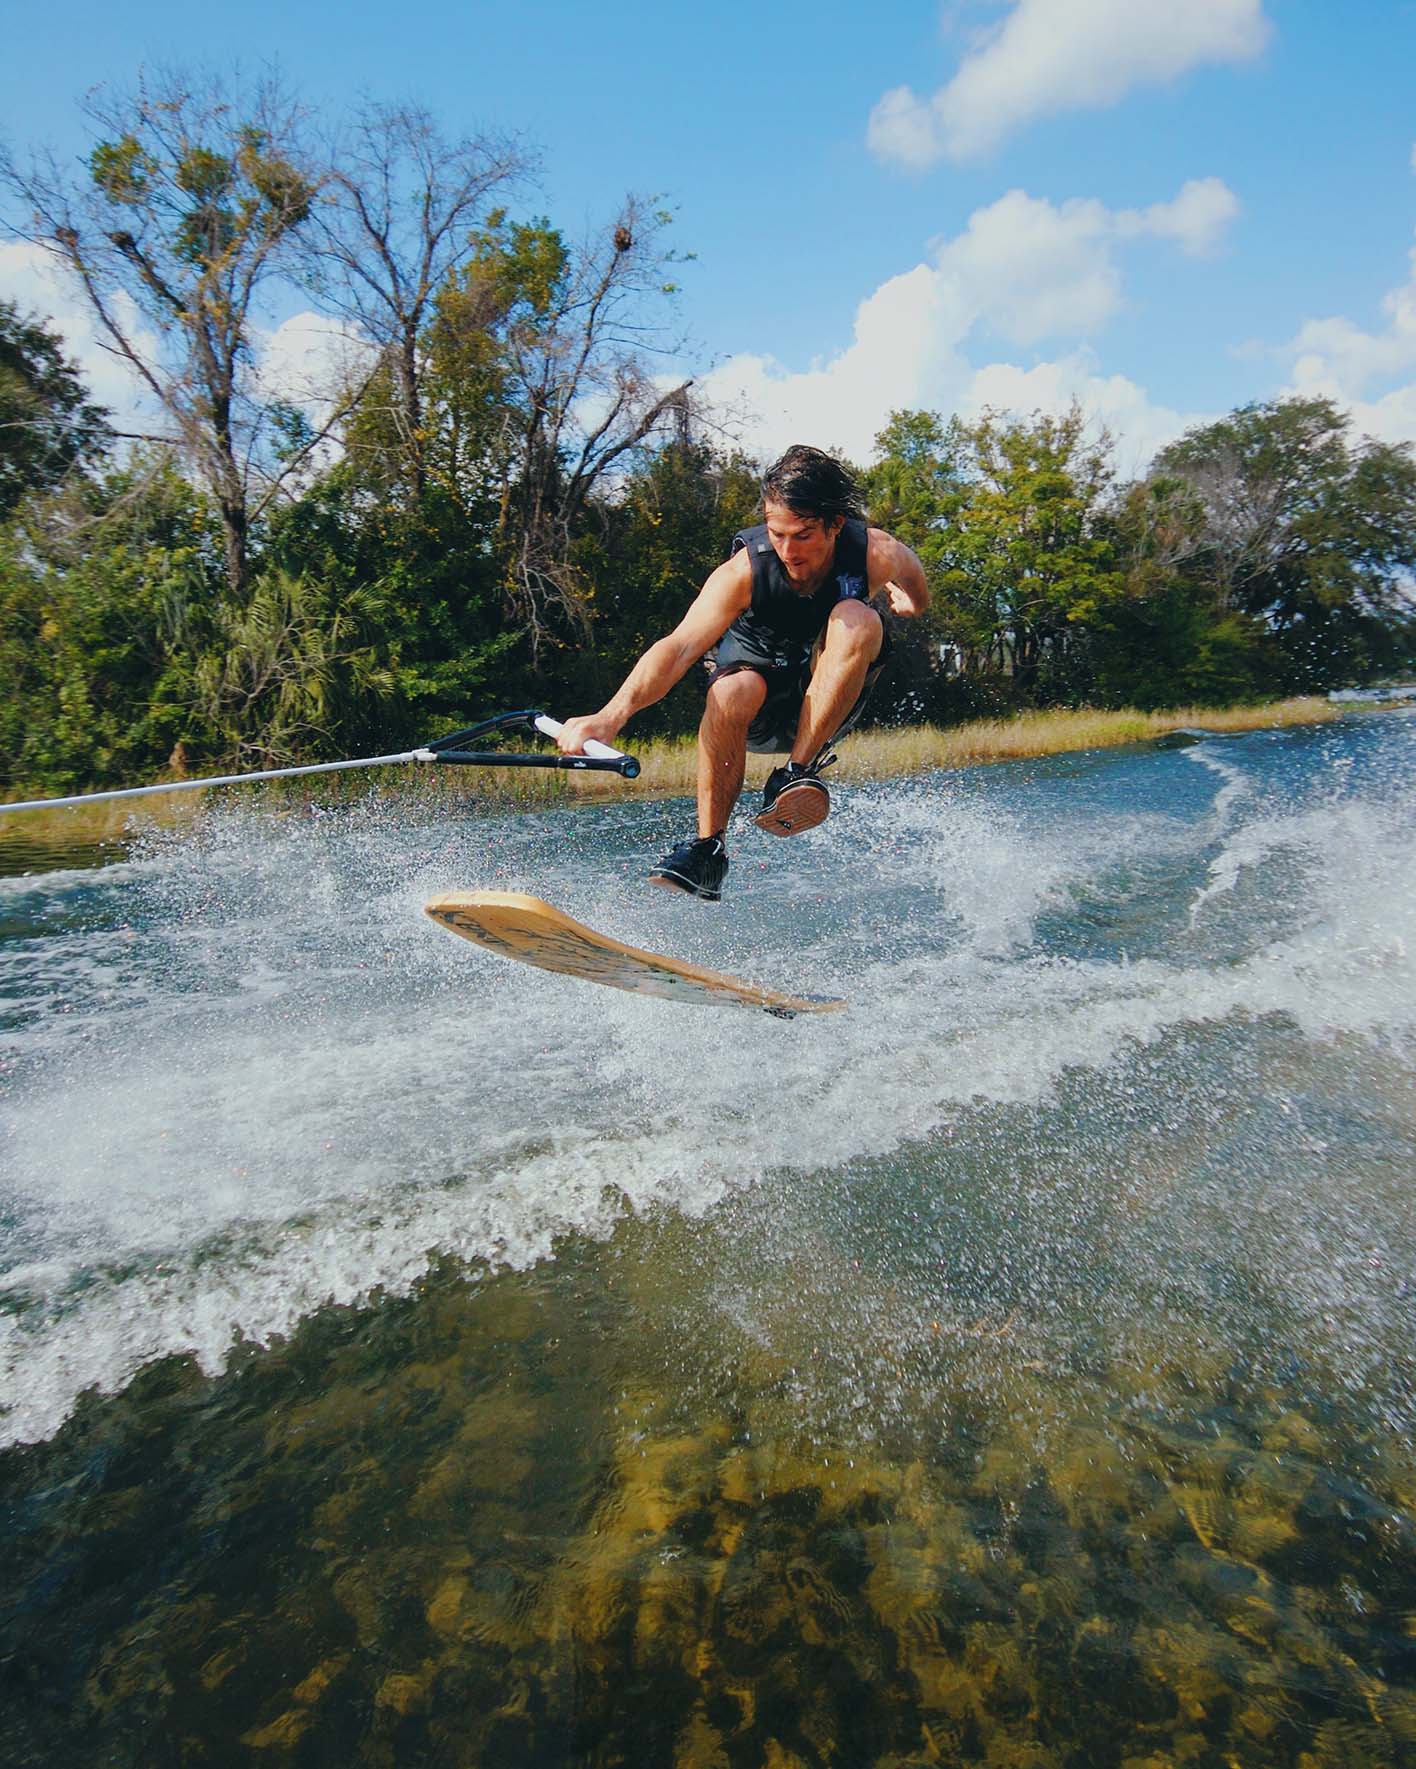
[
  {"xmin": 2, "ymin": 726, "xmax": 1414, "ymax": 1446},
  {"xmin": 1186, "ymin": 743, "xmax": 1251, "ymax": 833}
]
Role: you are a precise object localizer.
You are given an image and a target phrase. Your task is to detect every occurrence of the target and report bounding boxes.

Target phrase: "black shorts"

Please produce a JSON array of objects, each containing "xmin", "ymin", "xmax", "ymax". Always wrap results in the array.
[{"xmin": 706, "ymin": 621, "xmax": 892, "ymax": 756}]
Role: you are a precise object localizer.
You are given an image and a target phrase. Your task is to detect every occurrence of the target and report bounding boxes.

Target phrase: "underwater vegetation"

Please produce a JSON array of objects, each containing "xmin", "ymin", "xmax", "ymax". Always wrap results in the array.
[{"xmin": 3, "ymin": 1232, "xmax": 1414, "ymax": 1769}]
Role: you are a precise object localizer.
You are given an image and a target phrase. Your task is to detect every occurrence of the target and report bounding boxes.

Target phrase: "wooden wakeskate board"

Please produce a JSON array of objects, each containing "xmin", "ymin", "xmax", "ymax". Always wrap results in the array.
[{"xmin": 425, "ymin": 891, "xmax": 846, "ymax": 1018}]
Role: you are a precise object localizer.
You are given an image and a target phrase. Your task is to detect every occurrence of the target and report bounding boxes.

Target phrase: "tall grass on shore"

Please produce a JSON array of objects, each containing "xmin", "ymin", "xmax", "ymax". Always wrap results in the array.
[
  {"xmin": 584, "ymin": 696, "xmax": 1341, "ymax": 796},
  {"xmin": 0, "ymin": 698, "xmax": 1344, "ymax": 859}
]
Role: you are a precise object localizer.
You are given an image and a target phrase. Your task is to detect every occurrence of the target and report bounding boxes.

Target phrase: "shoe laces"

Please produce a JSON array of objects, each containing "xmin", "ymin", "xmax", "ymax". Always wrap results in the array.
[{"xmin": 789, "ymin": 750, "xmax": 837, "ymax": 781}]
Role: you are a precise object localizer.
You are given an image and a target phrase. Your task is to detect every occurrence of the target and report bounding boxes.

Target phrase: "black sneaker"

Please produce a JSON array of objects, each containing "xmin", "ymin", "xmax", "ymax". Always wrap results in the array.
[
  {"xmin": 754, "ymin": 753, "xmax": 836, "ymax": 837},
  {"xmin": 648, "ymin": 834, "xmax": 728, "ymax": 901}
]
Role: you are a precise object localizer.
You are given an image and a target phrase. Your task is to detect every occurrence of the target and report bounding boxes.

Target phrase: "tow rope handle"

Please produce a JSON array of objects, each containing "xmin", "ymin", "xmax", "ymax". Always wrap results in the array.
[{"xmin": 417, "ymin": 710, "xmax": 639, "ymax": 778}]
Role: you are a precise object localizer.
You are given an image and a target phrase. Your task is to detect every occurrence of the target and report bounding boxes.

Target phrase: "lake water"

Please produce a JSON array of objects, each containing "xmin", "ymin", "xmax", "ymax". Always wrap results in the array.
[{"xmin": 2, "ymin": 712, "xmax": 1415, "ymax": 1765}]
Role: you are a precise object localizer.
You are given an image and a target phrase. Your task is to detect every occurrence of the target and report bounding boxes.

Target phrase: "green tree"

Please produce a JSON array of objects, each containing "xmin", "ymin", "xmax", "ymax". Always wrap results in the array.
[
  {"xmin": 1154, "ymin": 397, "xmax": 1416, "ymax": 689},
  {"xmin": 188, "ymin": 568, "xmax": 399, "ymax": 767},
  {"xmin": 0, "ymin": 302, "xmax": 111, "ymax": 515},
  {"xmin": 2, "ymin": 68, "xmax": 324, "ymax": 595},
  {"xmin": 863, "ymin": 409, "xmax": 966, "ymax": 575},
  {"xmin": 428, "ymin": 199, "xmax": 696, "ymax": 659},
  {"xmin": 262, "ymin": 464, "xmax": 517, "ymax": 748},
  {"xmin": 941, "ymin": 405, "xmax": 1124, "ymax": 696},
  {"xmin": 863, "ymin": 410, "xmax": 972, "ymax": 721},
  {"xmin": 306, "ymin": 101, "xmax": 531, "ymax": 503},
  {"xmin": 0, "ymin": 457, "xmax": 222, "ymax": 793},
  {"xmin": 1080, "ymin": 472, "xmax": 1268, "ymax": 707}
]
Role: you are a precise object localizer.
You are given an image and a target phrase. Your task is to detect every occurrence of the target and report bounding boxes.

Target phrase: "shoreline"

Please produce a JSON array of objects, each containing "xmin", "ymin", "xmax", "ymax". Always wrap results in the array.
[
  {"xmin": 614, "ymin": 695, "xmax": 1344, "ymax": 795},
  {"xmin": 0, "ymin": 696, "xmax": 1351, "ymax": 858}
]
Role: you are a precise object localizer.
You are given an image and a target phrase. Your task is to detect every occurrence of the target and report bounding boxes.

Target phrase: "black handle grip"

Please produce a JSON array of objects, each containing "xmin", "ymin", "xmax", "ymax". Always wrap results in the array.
[{"xmin": 429, "ymin": 749, "xmax": 640, "ymax": 779}]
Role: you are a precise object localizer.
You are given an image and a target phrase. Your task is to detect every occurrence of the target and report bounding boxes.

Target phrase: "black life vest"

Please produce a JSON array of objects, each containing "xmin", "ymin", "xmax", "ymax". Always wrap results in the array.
[{"xmin": 724, "ymin": 517, "xmax": 870, "ymax": 663}]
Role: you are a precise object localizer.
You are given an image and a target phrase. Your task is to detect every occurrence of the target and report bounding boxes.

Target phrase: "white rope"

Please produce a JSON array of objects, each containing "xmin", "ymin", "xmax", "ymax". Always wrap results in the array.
[
  {"xmin": 0, "ymin": 751, "xmax": 427, "ymax": 815},
  {"xmin": 0, "ymin": 716, "xmax": 632, "ymax": 816}
]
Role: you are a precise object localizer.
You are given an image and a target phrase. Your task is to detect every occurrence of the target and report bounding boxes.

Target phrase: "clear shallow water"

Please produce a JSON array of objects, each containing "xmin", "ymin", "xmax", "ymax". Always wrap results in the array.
[{"xmin": 2, "ymin": 712, "xmax": 1415, "ymax": 1764}]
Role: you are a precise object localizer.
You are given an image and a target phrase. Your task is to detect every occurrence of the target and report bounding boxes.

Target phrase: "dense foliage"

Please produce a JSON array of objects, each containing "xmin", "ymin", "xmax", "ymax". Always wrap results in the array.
[{"xmin": 2, "ymin": 76, "xmax": 1414, "ymax": 797}]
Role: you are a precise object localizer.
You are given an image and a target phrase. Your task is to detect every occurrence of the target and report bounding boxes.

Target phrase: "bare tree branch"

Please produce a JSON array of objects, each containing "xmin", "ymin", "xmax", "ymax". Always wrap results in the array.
[{"xmin": 303, "ymin": 100, "xmax": 532, "ymax": 500}]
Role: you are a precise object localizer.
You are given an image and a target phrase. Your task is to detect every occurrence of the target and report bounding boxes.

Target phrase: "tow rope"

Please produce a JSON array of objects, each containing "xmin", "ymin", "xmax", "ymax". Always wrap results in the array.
[{"xmin": 0, "ymin": 710, "xmax": 639, "ymax": 815}]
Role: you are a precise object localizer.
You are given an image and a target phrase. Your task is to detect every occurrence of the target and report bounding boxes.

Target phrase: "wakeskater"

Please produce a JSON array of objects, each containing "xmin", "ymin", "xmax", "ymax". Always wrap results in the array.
[
  {"xmin": 554, "ymin": 445, "xmax": 930, "ymax": 900},
  {"xmin": 1, "ymin": 445, "xmax": 926, "ymax": 1014}
]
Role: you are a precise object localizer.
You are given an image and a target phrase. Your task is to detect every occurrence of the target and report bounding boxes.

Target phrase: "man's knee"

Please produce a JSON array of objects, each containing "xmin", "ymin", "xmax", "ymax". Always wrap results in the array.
[
  {"xmin": 823, "ymin": 598, "xmax": 884, "ymax": 662},
  {"xmin": 705, "ymin": 669, "xmax": 767, "ymax": 727}
]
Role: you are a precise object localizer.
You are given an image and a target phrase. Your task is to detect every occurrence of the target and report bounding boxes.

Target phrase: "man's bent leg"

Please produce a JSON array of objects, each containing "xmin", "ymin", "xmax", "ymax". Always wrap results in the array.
[
  {"xmin": 697, "ymin": 669, "xmax": 767, "ymax": 837},
  {"xmin": 791, "ymin": 599, "xmax": 884, "ymax": 767},
  {"xmin": 754, "ymin": 602, "xmax": 884, "ymax": 837}
]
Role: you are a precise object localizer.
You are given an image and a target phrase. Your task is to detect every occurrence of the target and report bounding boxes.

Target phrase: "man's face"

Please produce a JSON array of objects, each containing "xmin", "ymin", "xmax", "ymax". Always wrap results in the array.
[{"xmin": 763, "ymin": 500, "xmax": 845, "ymax": 588}]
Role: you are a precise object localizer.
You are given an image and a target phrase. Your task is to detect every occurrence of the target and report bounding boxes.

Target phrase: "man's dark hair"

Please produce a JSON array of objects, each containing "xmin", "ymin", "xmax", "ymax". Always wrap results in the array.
[{"xmin": 761, "ymin": 444, "xmax": 864, "ymax": 523}]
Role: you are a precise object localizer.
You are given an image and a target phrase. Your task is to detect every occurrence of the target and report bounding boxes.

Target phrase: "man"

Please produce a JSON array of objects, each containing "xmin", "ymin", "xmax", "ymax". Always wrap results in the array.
[{"xmin": 555, "ymin": 444, "xmax": 930, "ymax": 901}]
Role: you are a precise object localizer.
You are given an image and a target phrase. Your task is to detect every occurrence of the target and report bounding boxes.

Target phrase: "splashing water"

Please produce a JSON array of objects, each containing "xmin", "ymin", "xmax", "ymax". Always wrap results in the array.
[{"xmin": 1, "ymin": 714, "xmax": 1414, "ymax": 1453}]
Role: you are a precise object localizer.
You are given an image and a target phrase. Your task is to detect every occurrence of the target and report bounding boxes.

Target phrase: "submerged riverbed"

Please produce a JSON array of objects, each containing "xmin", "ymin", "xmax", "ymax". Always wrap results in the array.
[{"xmin": 2, "ymin": 712, "xmax": 1415, "ymax": 1765}]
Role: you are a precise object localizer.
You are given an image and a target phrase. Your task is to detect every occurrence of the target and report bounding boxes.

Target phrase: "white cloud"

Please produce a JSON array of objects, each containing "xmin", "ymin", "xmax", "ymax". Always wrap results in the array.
[
  {"xmin": 0, "ymin": 242, "xmax": 376, "ymax": 470},
  {"xmin": 0, "ymin": 238, "xmax": 163, "ymax": 435},
  {"xmin": 869, "ymin": 0, "xmax": 1272, "ymax": 165},
  {"xmin": 1120, "ymin": 177, "xmax": 1241, "ymax": 257},
  {"xmin": 246, "ymin": 311, "xmax": 379, "ymax": 480},
  {"xmin": 250, "ymin": 311, "xmax": 378, "ymax": 420},
  {"xmin": 1278, "ymin": 233, "xmax": 1416, "ymax": 448},
  {"xmin": 958, "ymin": 350, "xmax": 1199, "ymax": 477},
  {"xmin": 867, "ymin": 85, "xmax": 948, "ymax": 173},
  {"xmin": 935, "ymin": 191, "xmax": 1123, "ymax": 343},
  {"xmin": 699, "ymin": 265, "xmax": 966, "ymax": 461},
  {"xmin": 699, "ymin": 180, "xmax": 1227, "ymax": 468},
  {"xmin": 1340, "ymin": 384, "xmax": 1416, "ymax": 450},
  {"xmin": 932, "ymin": 180, "xmax": 1237, "ymax": 347}
]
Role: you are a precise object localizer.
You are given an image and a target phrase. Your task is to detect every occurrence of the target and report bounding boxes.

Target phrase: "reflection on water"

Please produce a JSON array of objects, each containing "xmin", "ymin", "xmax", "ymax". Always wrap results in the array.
[
  {"xmin": 2, "ymin": 714, "xmax": 1416, "ymax": 1763},
  {"xmin": 0, "ymin": 790, "xmax": 204, "ymax": 881}
]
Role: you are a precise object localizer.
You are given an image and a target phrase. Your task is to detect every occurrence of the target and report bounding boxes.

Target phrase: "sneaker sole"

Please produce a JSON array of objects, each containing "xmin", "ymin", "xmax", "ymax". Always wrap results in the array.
[
  {"xmin": 754, "ymin": 780, "xmax": 830, "ymax": 837},
  {"xmin": 648, "ymin": 867, "xmax": 722, "ymax": 902}
]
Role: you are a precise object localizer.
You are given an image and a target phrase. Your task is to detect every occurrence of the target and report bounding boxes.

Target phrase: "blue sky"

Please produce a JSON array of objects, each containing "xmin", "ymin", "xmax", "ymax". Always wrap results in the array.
[{"xmin": 4, "ymin": 0, "xmax": 1415, "ymax": 471}]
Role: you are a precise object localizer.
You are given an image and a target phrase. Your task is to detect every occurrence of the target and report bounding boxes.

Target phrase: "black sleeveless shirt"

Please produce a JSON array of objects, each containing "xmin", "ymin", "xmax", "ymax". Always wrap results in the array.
[{"xmin": 724, "ymin": 517, "xmax": 870, "ymax": 664}]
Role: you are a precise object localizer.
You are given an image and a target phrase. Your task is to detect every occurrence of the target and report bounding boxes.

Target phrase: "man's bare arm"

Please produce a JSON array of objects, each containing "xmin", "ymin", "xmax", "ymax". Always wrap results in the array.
[
  {"xmin": 555, "ymin": 554, "xmax": 752, "ymax": 754},
  {"xmin": 867, "ymin": 528, "xmax": 930, "ymax": 616}
]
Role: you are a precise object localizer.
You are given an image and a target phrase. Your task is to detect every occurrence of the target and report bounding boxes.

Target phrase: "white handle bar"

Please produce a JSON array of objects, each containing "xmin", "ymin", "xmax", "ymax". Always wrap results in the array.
[{"xmin": 533, "ymin": 714, "xmax": 629, "ymax": 764}]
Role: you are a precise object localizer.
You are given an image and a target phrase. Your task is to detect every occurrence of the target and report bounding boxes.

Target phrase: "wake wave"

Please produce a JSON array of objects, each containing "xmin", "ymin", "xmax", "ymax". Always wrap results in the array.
[{"xmin": 2, "ymin": 721, "xmax": 1413, "ymax": 1446}]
